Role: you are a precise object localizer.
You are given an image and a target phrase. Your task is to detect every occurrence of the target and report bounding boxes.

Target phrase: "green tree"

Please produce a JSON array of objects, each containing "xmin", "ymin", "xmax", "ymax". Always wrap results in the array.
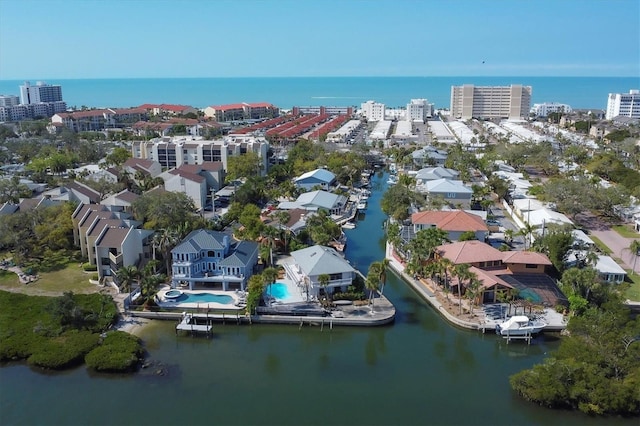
[
  {"xmin": 318, "ymin": 273, "xmax": 330, "ymax": 302},
  {"xmin": 132, "ymin": 191, "xmax": 196, "ymax": 230},
  {"xmin": 104, "ymin": 147, "xmax": 131, "ymax": 167},
  {"xmin": 115, "ymin": 265, "xmax": 140, "ymax": 293},
  {"xmin": 532, "ymin": 226, "xmax": 574, "ymax": 273},
  {"xmin": 628, "ymin": 240, "xmax": 640, "ymax": 275},
  {"xmin": 0, "ymin": 176, "xmax": 32, "ymax": 203},
  {"xmin": 226, "ymin": 151, "xmax": 262, "ymax": 180}
]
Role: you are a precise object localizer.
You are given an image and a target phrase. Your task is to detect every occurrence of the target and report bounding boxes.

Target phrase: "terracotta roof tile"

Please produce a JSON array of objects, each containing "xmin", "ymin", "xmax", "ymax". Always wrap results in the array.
[{"xmin": 412, "ymin": 210, "xmax": 488, "ymax": 232}]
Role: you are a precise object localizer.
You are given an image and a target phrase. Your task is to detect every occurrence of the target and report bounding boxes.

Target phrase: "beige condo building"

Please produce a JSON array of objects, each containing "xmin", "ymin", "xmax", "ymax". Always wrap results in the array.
[{"xmin": 450, "ymin": 84, "xmax": 531, "ymax": 120}]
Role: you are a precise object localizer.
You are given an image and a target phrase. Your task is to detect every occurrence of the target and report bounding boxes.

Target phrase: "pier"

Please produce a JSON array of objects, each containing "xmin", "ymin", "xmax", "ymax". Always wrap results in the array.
[{"xmin": 175, "ymin": 313, "xmax": 213, "ymax": 337}]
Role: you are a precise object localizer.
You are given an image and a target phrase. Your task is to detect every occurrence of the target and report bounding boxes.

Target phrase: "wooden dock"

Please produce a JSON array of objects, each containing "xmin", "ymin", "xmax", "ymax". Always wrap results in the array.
[{"xmin": 176, "ymin": 313, "xmax": 213, "ymax": 337}]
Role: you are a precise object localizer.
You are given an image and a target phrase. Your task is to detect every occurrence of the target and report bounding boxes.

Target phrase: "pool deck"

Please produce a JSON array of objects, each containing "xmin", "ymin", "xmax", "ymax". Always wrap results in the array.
[
  {"xmin": 156, "ymin": 287, "xmax": 245, "ymax": 311},
  {"xmin": 132, "ymin": 284, "xmax": 396, "ymax": 327}
]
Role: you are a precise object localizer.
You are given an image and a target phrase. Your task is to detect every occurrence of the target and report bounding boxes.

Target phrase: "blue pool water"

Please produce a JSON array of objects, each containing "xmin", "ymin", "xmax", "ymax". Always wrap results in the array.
[
  {"xmin": 266, "ymin": 282, "xmax": 289, "ymax": 300},
  {"xmin": 177, "ymin": 292, "xmax": 234, "ymax": 304}
]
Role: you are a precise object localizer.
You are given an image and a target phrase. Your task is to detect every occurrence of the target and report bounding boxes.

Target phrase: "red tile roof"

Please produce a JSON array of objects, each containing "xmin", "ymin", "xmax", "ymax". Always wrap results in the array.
[
  {"xmin": 412, "ymin": 210, "xmax": 488, "ymax": 232},
  {"xmin": 436, "ymin": 241, "xmax": 504, "ymax": 264},
  {"xmin": 502, "ymin": 251, "xmax": 552, "ymax": 265}
]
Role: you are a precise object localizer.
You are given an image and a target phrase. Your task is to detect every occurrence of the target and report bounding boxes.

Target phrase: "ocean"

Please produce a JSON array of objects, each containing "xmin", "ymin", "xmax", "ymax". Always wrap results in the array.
[{"xmin": 0, "ymin": 76, "xmax": 638, "ymax": 111}]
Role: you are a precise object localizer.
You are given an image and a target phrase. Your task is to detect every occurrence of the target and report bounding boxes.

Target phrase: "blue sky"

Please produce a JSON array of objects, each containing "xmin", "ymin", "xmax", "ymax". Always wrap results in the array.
[{"xmin": 0, "ymin": 0, "xmax": 638, "ymax": 79}]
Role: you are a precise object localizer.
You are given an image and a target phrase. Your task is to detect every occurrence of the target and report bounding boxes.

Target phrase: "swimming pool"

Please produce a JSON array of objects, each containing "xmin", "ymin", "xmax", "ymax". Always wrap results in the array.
[
  {"xmin": 175, "ymin": 292, "xmax": 234, "ymax": 305},
  {"xmin": 266, "ymin": 282, "xmax": 290, "ymax": 300}
]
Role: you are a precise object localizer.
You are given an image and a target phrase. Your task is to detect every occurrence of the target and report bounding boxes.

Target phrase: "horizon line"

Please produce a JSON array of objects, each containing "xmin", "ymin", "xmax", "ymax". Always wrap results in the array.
[{"xmin": 1, "ymin": 75, "xmax": 639, "ymax": 82}]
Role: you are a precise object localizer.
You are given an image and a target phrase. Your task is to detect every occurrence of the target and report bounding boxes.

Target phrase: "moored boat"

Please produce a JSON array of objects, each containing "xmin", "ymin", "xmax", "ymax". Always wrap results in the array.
[{"xmin": 495, "ymin": 315, "xmax": 546, "ymax": 336}]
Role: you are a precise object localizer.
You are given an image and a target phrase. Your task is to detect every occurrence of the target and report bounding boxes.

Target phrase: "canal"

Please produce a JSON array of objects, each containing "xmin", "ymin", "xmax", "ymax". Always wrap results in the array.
[{"xmin": 0, "ymin": 171, "xmax": 633, "ymax": 425}]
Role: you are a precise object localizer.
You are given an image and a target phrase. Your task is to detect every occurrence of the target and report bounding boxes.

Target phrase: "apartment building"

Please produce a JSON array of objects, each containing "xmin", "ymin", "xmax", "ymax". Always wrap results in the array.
[
  {"xmin": 131, "ymin": 135, "xmax": 269, "ymax": 174},
  {"xmin": 606, "ymin": 90, "xmax": 640, "ymax": 120},
  {"xmin": 406, "ymin": 99, "xmax": 433, "ymax": 122},
  {"xmin": 530, "ymin": 102, "xmax": 572, "ymax": 117},
  {"xmin": 203, "ymin": 102, "xmax": 279, "ymax": 121},
  {"xmin": 361, "ymin": 100, "xmax": 386, "ymax": 122},
  {"xmin": 450, "ymin": 84, "xmax": 531, "ymax": 120},
  {"xmin": 20, "ymin": 81, "xmax": 63, "ymax": 104}
]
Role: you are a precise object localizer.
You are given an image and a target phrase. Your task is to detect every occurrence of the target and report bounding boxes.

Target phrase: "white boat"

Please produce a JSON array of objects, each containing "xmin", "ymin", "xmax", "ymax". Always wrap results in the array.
[
  {"xmin": 357, "ymin": 201, "xmax": 367, "ymax": 211},
  {"xmin": 495, "ymin": 315, "xmax": 546, "ymax": 336},
  {"xmin": 387, "ymin": 175, "xmax": 398, "ymax": 185},
  {"xmin": 341, "ymin": 222, "xmax": 356, "ymax": 229}
]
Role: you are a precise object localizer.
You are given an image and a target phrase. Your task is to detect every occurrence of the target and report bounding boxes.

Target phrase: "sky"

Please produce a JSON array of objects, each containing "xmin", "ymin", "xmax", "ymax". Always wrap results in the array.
[{"xmin": 0, "ymin": 0, "xmax": 638, "ymax": 79}]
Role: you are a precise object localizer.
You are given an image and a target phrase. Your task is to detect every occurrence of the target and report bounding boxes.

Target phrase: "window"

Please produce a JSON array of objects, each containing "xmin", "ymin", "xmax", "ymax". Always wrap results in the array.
[{"xmin": 525, "ymin": 264, "xmax": 537, "ymax": 269}]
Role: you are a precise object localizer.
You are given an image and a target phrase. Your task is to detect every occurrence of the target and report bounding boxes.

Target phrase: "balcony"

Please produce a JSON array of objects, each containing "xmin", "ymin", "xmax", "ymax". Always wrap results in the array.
[{"xmin": 109, "ymin": 252, "xmax": 123, "ymax": 267}]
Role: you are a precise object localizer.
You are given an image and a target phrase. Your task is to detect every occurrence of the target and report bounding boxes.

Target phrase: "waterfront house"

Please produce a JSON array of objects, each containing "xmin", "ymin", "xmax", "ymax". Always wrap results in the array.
[
  {"xmin": 285, "ymin": 245, "xmax": 356, "ymax": 299},
  {"xmin": 411, "ymin": 210, "xmax": 489, "ymax": 241},
  {"xmin": 170, "ymin": 229, "xmax": 259, "ymax": 291},
  {"xmin": 434, "ymin": 241, "xmax": 558, "ymax": 304},
  {"xmin": 277, "ymin": 190, "xmax": 347, "ymax": 216},
  {"xmin": 294, "ymin": 168, "xmax": 337, "ymax": 192},
  {"xmin": 95, "ymin": 226, "xmax": 154, "ymax": 281},
  {"xmin": 416, "ymin": 178, "xmax": 473, "ymax": 208}
]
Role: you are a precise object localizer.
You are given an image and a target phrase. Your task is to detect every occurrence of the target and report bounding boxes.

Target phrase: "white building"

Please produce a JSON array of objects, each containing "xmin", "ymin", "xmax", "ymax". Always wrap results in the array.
[
  {"xmin": 406, "ymin": 99, "xmax": 433, "ymax": 122},
  {"xmin": 361, "ymin": 100, "xmax": 385, "ymax": 122},
  {"xmin": 0, "ymin": 95, "xmax": 19, "ymax": 107},
  {"xmin": 530, "ymin": 103, "xmax": 572, "ymax": 117},
  {"xmin": 606, "ymin": 90, "xmax": 640, "ymax": 120},
  {"xmin": 20, "ymin": 81, "xmax": 63, "ymax": 104},
  {"xmin": 450, "ymin": 84, "xmax": 532, "ymax": 120},
  {"xmin": 132, "ymin": 135, "xmax": 269, "ymax": 174}
]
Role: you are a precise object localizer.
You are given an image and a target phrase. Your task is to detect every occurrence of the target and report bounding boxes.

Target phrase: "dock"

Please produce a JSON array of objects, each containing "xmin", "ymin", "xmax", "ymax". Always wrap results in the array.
[{"xmin": 176, "ymin": 313, "xmax": 213, "ymax": 337}]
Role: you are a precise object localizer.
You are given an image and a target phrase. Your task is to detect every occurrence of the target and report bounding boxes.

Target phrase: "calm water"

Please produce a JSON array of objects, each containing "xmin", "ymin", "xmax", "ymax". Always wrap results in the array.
[
  {"xmin": 0, "ymin": 172, "xmax": 635, "ymax": 426},
  {"xmin": 1, "ymin": 76, "xmax": 638, "ymax": 110}
]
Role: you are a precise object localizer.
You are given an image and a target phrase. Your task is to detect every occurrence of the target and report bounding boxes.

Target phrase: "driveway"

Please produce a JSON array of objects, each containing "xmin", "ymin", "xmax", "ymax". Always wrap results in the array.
[
  {"xmin": 589, "ymin": 228, "xmax": 640, "ymax": 274},
  {"xmin": 579, "ymin": 212, "xmax": 640, "ymax": 274}
]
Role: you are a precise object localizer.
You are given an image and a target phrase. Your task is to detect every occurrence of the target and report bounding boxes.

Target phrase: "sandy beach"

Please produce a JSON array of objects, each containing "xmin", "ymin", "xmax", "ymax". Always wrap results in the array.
[{"xmin": 113, "ymin": 315, "xmax": 152, "ymax": 337}]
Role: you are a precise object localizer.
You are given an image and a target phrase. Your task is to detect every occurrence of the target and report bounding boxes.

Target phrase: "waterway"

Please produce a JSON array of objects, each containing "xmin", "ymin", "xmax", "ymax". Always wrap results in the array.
[{"xmin": 0, "ymin": 172, "xmax": 634, "ymax": 425}]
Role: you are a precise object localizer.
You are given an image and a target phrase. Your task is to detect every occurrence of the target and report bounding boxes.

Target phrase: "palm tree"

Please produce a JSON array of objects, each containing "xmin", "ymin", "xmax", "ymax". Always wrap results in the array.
[
  {"xmin": 262, "ymin": 267, "xmax": 279, "ymax": 305},
  {"xmin": 155, "ymin": 228, "xmax": 179, "ymax": 274},
  {"xmin": 518, "ymin": 222, "xmax": 537, "ymax": 250},
  {"xmin": 115, "ymin": 265, "xmax": 140, "ymax": 293},
  {"xmin": 318, "ymin": 273, "xmax": 330, "ymax": 303},
  {"xmin": 365, "ymin": 271, "xmax": 379, "ymax": 312},
  {"xmin": 504, "ymin": 229, "xmax": 514, "ymax": 245},
  {"xmin": 454, "ymin": 263, "xmax": 472, "ymax": 315},
  {"xmin": 272, "ymin": 210, "xmax": 291, "ymax": 252},
  {"xmin": 377, "ymin": 258, "xmax": 390, "ymax": 295},
  {"xmin": 627, "ymin": 240, "xmax": 640, "ymax": 275},
  {"xmin": 465, "ymin": 278, "xmax": 482, "ymax": 315}
]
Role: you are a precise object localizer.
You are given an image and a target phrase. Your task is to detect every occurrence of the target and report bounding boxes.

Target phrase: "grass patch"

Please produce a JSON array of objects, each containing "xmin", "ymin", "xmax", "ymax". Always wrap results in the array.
[
  {"xmin": 0, "ymin": 290, "xmax": 141, "ymax": 372},
  {"xmin": 624, "ymin": 271, "xmax": 640, "ymax": 302},
  {"xmin": 588, "ymin": 235, "xmax": 613, "ymax": 255},
  {"xmin": 612, "ymin": 224, "xmax": 639, "ymax": 239},
  {"xmin": 0, "ymin": 260, "xmax": 96, "ymax": 296}
]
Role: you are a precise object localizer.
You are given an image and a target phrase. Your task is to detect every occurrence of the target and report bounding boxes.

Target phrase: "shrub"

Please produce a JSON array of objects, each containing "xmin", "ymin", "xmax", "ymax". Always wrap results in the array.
[
  {"xmin": 91, "ymin": 273, "xmax": 99, "ymax": 281},
  {"xmin": 82, "ymin": 263, "xmax": 98, "ymax": 272},
  {"xmin": 28, "ymin": 330, "xmax": 99, "ymax": 369},
  {"xmin": 85, "ymin": 331, "xmax": 143, "ymax": 372}
]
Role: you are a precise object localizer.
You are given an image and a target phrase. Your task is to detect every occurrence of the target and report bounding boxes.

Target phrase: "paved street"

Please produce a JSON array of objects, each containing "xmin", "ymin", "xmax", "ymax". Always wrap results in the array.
[{"xmin": 589, "ymin": 228, "xmax": 640, "ymax": 274}]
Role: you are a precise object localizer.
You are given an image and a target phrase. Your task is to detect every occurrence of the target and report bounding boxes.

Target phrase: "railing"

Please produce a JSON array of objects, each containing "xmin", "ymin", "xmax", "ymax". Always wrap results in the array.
[{"xmin": 109, "ymin": 251, "xmax": 122, "ymax": 265}]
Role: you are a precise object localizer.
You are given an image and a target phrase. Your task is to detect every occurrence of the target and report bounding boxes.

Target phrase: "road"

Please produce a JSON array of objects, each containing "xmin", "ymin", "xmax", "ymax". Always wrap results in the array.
[{"xmin": 589, "ymin": 228, "xmax": 640, "ymax": 274}]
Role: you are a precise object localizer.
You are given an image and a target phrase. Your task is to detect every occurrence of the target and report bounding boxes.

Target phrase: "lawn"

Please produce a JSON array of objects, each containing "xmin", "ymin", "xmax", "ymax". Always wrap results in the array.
[
  {"xmin": 612, "ymin": 224, "xmax": 640, "ymax": 239},
  {"xmin": 588, "ymin": 235, "xmax": 613, "ymax": 255},
  {"xmin": 624, "ymin": 271, "xmax": 640, "ymax": 302},
  {"xmin": 0, "ymin": 262, "xmax": 98, "ymax": 296}
]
